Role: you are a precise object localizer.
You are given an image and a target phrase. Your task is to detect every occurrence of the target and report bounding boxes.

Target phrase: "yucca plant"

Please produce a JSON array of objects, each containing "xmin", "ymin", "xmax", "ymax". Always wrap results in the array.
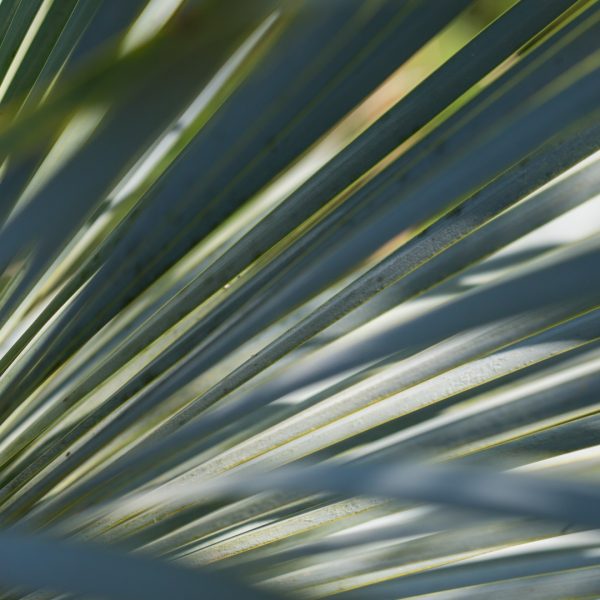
[{"xmin": 0, "ymin": 0, "xmax": 599, "ymax": 598}]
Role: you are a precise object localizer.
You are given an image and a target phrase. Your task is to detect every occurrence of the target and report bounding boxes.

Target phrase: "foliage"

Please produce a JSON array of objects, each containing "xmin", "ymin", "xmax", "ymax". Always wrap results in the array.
[{"xmin": 0, "ymin": 0, "xmax": 599, "ymax": 598}]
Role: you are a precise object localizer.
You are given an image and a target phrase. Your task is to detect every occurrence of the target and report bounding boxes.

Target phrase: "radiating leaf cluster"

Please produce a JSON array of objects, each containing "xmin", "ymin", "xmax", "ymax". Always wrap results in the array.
[{"xmin": 0, "ymin": 0, "xmax": 599, "ymax": 598}]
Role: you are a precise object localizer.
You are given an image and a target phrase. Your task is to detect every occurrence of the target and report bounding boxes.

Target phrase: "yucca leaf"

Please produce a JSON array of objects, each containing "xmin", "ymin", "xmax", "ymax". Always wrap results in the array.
[
  {"xmin": 0, "ymin": 2, "xmax": 599, "ymax": 598},
  {"xmin": 0, "ymin": 527, "xmax": 279, "ymax": 600}
]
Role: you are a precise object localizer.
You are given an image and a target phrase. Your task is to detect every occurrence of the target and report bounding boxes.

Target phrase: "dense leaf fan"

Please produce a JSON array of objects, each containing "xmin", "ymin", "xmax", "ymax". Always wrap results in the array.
[{"xmin": 0, "ymin": 0, "xmax": 598, "ymax": 598}]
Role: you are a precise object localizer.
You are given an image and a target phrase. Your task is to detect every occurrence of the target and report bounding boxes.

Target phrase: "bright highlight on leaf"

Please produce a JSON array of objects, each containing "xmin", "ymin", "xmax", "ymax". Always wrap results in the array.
[{"xmin": 0, "ymin": 0, "xmax": 598, "ymax": 599}]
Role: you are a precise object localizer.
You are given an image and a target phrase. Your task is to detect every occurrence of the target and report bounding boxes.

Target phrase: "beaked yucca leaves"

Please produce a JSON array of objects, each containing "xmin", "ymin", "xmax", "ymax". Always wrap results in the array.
[{"xmin": 0, "ymin": 0, "xmax": 599, "ymax": 598}]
